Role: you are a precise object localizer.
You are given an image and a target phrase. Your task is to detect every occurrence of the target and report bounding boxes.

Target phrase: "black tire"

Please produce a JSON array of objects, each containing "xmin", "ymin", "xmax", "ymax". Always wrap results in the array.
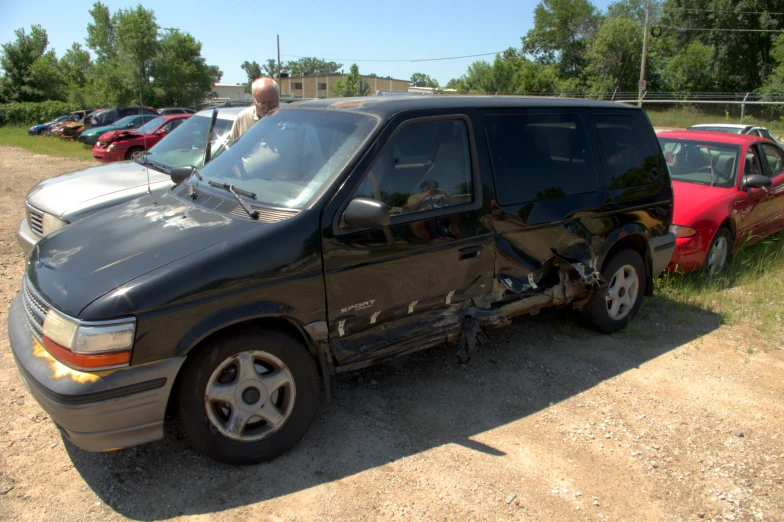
[
  {"xmin": 37, "ymin": 128, "xmax": 46, "ymax": 136},
  {"xmin": 125, "ymin": 147, "xmax": 144, "ymax": 161},
  {"xmin": 703, "ymin": 227, "xmax": 732, "ymax": 275},
  {"xmin": 176, "ymin": 328, "xmax": 319, "ymax": 465},
  {"xmin": 582, "ymin": 249, "xmax": 647, "ymax": 334}
]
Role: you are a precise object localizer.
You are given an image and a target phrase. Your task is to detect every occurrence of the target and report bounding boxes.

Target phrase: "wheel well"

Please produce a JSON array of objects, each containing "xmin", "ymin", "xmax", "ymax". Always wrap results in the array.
[
  {"xmin": 165, "ymin": 317, "xmax": 318, "ymax": 417},
  {"xmin": 601, "ymin": 234, "xmax": 651, "ymax": 295},
  {"xmin": 719, "ymin": 218, "xmax": 736, "ymax": 251},
  {"xmin": 125, "ymin": 146, "xmax": 143, "ymax": 158}
]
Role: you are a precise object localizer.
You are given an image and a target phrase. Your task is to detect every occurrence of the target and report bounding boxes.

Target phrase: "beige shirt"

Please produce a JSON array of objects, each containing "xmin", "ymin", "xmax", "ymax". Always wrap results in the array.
[{"xmin": 229, "ymin": 106, "xmax": 261, "ymax": 141}]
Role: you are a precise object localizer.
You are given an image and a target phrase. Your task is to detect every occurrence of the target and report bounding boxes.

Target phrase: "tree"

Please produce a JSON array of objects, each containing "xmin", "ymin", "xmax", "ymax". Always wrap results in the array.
[
  {"xmin": 332, "ymin": 64, "xmax": 369, "ymax": 97},
  {"xmin": 606, "ymin": 0, "xmax": 662, "ymax": 25},
  {"xmin": 410, "ymin": 73, "xmax": 439, "ymax": 88},
  {"xmin": 60, "ymin": 43, "xmax": 96, "ymax": 105},
  {"xmin": 661, "ymin": 40, "xmax": 716, "ymax": 92},
  {"xmin": 449, "ymin": 49, "xmax": 558, "ymax": 94},
  {"xmin": 585, "ymin": 17, "xmax": 643, "ymax": 93},
  {"xmin": 152, "ymin": 29, "xmax": 222, "ymax": 107},
  {"xmin": 521, "ymin": 0, "xmax": 602, "ymax": 78},
  {"xmin": 241, "ymin": 60, "xmax": 262, "ymax": 92},
  {"xmin": 0, "ymin": 25, "xmax": 60, "ymax": 102},
  {"xmin": 285, "ymin": 57, "xmax": 342, "ymax": 76}
]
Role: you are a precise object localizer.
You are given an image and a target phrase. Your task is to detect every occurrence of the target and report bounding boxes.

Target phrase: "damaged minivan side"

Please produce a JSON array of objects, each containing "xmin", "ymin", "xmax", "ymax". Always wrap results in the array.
[{"xmin": 9, "ymin": 96, "xmax": 675, "ymax": 465}]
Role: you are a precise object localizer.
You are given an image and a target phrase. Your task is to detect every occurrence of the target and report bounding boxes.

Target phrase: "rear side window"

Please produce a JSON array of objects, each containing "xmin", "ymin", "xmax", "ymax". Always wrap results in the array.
[
  {"xmin": 592, "ymin": 115, "xmax": 659, "ymax": 189},
  {"xmin": 484, "ymin": 114, "xmax": 598, "ymax": 205}
]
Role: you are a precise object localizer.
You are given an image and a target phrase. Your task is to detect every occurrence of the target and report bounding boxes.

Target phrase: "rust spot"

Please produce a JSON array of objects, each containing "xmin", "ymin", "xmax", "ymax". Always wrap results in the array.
[{"xmin": 31, "ymin": 337, "xmax": 101, "ymax": 384}]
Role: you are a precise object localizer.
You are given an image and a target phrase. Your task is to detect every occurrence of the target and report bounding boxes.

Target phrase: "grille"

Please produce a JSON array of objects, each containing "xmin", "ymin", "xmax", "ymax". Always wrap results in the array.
[
  {"xmin": 22, "ymin": 278, "xmax": 50, "ymax": 342},
  {"xmin": 173, "ymin": 183, "xmax": 298, "ymax": 223},
  {"xmin": 27, "ymin": 205, "xmax": 44, "ymax": 236}
]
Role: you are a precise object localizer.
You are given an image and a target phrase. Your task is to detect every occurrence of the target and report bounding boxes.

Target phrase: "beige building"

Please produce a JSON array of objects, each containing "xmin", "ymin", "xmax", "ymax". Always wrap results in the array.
[
  {"xmin": 211, "ymin": 83, "xmax": 249, "ymax": 102},
  {"xmin": 276, "ymin": 74, "xmax": 410, "ymax": 98}
]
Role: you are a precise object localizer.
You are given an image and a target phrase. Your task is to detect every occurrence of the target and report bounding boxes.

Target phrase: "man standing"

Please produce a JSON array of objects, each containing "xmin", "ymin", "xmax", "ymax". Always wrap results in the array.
[{"xmin": 229, "ymin": 77, "xmax": 280, "ymax": 141}]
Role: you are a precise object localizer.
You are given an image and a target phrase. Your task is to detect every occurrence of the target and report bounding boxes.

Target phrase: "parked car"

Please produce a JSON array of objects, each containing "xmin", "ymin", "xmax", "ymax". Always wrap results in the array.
[
  {"xmin": 89, "ymin": 106, "xmax": 159, "ymax": 128},
  {"xmin": 92, "ymin": 114, "xmax": 191, "ymax": 162},
  {"xmin": 49, "ymin": 109, "xmax": 95, "ymax": 137},
  {"xmin": 9, "ymin": 96, "xmax": 675, "ymax": 465},
  {"xmin": 687, "ymin": 123, "xmax": 784, "ymax": 147},
  {"xmin": 28, "ymin": 115, "xmax": 69, "ymax": 136},
  {"xmin": 60, "ymin": 109, "xmax": 108, "ymax": 140},
  {"xmin": 18, "ymin": 107, "xmax": 241, "ymax": 255},
  {"xmin": 78, "ymin": 114, "xmax": 159, "ymax": 146},
  {"xmin": 157, "ymin": 107, "xmax": 195, "ymax": 115},
  {"xmin": 659, "ymin": 130, "xmax": 784, "ymax": 273}
]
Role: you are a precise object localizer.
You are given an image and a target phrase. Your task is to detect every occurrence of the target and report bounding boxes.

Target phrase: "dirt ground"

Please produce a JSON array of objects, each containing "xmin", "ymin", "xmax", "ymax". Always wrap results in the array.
[{"xmin": 0, "ymin": 146, "xmax": 783, "ymax": 522}]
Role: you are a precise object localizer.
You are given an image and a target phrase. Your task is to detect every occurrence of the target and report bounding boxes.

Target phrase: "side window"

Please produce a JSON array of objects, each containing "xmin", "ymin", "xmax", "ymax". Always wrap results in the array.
[
  {"xmin": 353, "ymin": 119, "xmax": 473, "ymax": 216},
  {"xmin": 744, "ymin": 147, "xmax": 763, "ymax": 176},
  {"xmin": 166, "ymin": 119, "xmax": 185, "ymax": 132},
  {"xmin": 760, "ymin": 143, "xmax": 784, "ymax": 176},
  {"xmin": 592, "ymin": 115, "xmax": 659, "ymax": 189},
  {"xmin": 484, "ymin": 114, "xmax": 598, "ymax": 205}
]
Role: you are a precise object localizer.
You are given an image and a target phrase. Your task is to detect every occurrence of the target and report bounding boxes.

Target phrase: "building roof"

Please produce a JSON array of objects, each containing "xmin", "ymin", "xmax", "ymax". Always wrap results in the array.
[
  {"xmin": 290, "ymin": 95, "xmax": 637, "ymax": 118},
  {"xmin": 282, "ymin": 74, "xmax": 409, "ymax": 82}
]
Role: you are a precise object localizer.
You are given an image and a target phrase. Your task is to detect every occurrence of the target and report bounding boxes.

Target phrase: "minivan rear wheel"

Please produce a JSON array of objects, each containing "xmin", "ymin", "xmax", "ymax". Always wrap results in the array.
[
  {"xmin": 176, "ymin": 328, "xmax": 319, "ymax": 465},
  {"xmin": 583, "ymin": 249, "xmax": 646, "ymax": 333}
]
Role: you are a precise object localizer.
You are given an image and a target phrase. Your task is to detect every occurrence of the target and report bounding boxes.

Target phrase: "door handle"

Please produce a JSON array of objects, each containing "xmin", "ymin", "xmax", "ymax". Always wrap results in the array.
[{"xmin": 458, "ymin": 245, "xmax": 483, "ymax": 260}]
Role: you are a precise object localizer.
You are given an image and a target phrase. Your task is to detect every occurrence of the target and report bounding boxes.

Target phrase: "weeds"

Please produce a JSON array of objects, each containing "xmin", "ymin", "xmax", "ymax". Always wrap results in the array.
[{"xmin": 0, "ymin": 126, "xmax": 93, "ymax": 161}]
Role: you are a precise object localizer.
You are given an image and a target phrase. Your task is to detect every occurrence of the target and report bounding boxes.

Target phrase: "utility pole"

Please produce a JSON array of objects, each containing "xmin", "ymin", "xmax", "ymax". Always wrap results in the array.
[
  {"xmin": 277, "ymin": 35, "xmax": 281, "ymax": 81},
  {"xmin": 638, "ymin": 0, "xmax": 650, "ymax": 107}
]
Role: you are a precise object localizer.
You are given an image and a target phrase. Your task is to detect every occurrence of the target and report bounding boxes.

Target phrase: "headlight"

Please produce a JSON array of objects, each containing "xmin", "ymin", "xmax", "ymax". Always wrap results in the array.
[
  {"xmin": 42, "ymin": 309, "xmax": 135, "ymax": 370},
  {"xmin": 41, "ymin": 212, "xmax": 67, "ymax": 234},
  {"xmin": 670, "ymin": 225, "xmax": 697, "ymax": 238},
  {"xmin": 107, "ymin": 144, "xmax": 115, "ymax": 150}
]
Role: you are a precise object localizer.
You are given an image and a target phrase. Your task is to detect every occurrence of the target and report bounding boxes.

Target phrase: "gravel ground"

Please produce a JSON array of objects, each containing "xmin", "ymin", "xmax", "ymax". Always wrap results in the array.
[{"xmin": 0, "ymin": 146, "xmax": 783, "ymax": 522}]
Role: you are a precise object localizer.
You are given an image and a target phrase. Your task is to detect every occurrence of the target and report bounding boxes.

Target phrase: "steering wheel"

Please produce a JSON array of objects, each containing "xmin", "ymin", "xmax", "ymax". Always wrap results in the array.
[{"xmin": 696, "ymin": 166, "xmax": 713, "ymax": 174}]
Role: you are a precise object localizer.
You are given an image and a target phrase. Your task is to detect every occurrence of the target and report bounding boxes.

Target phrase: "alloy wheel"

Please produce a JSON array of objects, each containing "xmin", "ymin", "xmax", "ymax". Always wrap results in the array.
[{"xmin": 605, "ymin": 264, "xmax": 640, "ymax": 321}]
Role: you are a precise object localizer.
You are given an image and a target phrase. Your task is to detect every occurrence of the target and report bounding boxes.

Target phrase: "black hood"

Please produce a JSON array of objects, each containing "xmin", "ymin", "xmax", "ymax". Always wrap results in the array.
[{"xmin": 27, "ymin": 191, "xmax": 259, "ymax": 318}]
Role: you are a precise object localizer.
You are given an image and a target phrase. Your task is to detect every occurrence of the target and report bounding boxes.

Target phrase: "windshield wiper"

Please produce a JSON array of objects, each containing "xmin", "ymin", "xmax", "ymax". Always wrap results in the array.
[
  {"xmin": 208, "ymin": 180, "xmax": 259, "ymax": 219},
  {"xmin": 136, "ymin": 153, "xmax": 171, "ymax": 174}
]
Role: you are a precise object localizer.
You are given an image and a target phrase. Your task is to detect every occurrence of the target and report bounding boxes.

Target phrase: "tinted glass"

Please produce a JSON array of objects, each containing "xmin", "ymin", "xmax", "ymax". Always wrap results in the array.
[
  {"xmin": 353, "ymin": 119, "xmax": 473, "ymax": 215},
  {"xmin": 745, "ymin": 147, "xmax": 763, "ymax": 177},
  {"xmin": 109, "ymin": 115, "xmax": 138, "ymax": 128},
  {"xmin": 200, "ymin": 109, "xmax": 377, "ymax": 210},
  {"xmin": 760, "ymin": 143, "xmax": 784, "ymax": 175},
  {"xmin": 137, "ymin": 117, "xmax": 167, "ymax": 134},
  {"xmin": 484, "ymin": 114, "xmax": 597, "ymax": 205},
  {"xmin": 592, "ymin": 115, "xmax": 658, "ymax": 189},
  {"xmin": 659, "ymin": 138, "xmax": 739, "ymax": 188}
]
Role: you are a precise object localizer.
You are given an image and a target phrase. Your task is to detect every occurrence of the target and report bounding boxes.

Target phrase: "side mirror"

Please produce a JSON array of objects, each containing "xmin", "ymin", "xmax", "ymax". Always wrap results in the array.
[
  {"xmin": 742, "ymin": 174, "xmax": 772, "ymax": 191},
  {"xmin": 155, "ymin": 128, "xmax": 167, "ymax": 136},
  {"xmin": 341, "ymin": 197, "xmax": 390, "ymax": 229},
  {"xmin": 170, "ymin": 165, "xmax": 195, "ymax": 184}
]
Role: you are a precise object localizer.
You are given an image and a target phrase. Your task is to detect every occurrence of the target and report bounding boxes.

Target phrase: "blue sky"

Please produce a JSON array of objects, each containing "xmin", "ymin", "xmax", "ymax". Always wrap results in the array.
[{"xmin": 2, "ymin": 0, "xmax": 617, "ymax": 86}]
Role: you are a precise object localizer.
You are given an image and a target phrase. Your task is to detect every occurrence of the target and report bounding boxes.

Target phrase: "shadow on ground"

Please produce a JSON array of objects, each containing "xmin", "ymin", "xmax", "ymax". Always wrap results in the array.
[{"xmin": 65, "ymin": 297, "xmax": 722, "ymax": 520}]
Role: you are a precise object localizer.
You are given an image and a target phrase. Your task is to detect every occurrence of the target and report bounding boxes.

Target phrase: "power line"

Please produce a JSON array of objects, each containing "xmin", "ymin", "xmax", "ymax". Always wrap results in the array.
[
  {"xmin": 663, "ymin": 7, "xmax": 784, "ymax": 16},
  {"xmin": 280, "ymin": 51, "xmax": 507, "ymax": 63},
  {"xmin": 655, "ymin": 25, "xmax": 784, "ymax": 33}
]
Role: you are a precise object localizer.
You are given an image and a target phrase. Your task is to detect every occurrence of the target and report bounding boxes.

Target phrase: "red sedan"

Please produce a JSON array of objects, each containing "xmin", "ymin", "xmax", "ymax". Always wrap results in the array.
[
  {"xmin": 92, "ymin": 114, "xmax": 191, "ymax": 163},
  {"xmin": 658, "ymin": 130, "xmax": 784, "ymax": 273}
]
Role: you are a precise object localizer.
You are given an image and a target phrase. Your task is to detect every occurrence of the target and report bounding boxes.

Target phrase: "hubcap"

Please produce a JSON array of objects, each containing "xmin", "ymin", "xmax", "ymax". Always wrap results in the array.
[
  {"xmin": 131, "ymin": 150, "xmax": 144, "ymax": 160},
  {"xmin": 605, "ymin": 264, "xmax": 639, "ymax": 321},
  {"xmin": 204, "ymin": 351, "xmax": 296, "ymax": 442},
  {"xmin": 706, "ymin": 236, "xmax": 728, "ymax": 275}
]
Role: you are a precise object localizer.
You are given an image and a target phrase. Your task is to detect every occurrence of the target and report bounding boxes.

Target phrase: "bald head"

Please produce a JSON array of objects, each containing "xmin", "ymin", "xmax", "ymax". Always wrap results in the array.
[{"xmin": 251, "ymin": 77, "xmax": 280, "ymax": 118}]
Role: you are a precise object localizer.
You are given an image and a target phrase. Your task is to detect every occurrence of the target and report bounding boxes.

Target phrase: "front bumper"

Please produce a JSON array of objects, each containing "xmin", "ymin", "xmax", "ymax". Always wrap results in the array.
[
  {"xmin": 92, "ymin": 146, "xmax": 122, "ymax": 163},
  {"xmin": 8, "ymin": 293, "xmax": 185, "ymax": 452},
  {"xmin": 648, "ymin": 232, "xmax": 676, "ymax": 278},
  {"xmin": 666, "ymin": 229, "xmax": 713, "ymax": 272},
  {"xmin": 17, "ymin": 217, "xmax": 38, "ymax": 256}
]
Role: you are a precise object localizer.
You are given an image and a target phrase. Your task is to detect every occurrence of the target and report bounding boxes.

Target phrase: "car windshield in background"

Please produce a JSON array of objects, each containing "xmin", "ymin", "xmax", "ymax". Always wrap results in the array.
[
  {"xmin": 137, "ymin": 117, "xmax": 167, "ymax": 134},
  {"xmin": 659, "ymin": 138, "xmax": 740, "ymax": 188},
  {"xmin": 141, "ymin": 113, "xmax": 234, "ymax": 171},
  {"xmin": 690, "ymin": 126, "xmax": 744, "ymax": 134},
  {"xmin": 111, "ymin": 115, "xmax": 138, "ymax": 128},
  {"xmin": 199, "ymin": 109, "xmax": 378, "ymax": 210}
]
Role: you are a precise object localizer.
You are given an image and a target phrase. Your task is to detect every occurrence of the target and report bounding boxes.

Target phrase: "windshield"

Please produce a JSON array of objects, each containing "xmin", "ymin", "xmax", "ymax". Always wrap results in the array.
[
  {"xmin": 137, "ymin": 117, "xmax": 167, "ymax": 134},
  {"xmin": 659, "ymin": 138, "xmax": 740, "ymax": 188},
  {"xmin": 143, "ymin": 113, "xmax": 234, "ymax": 170},
  {"xmin": 198, "ymin": 109, "xmax": 377, "ymax": 210},
  {"xmin": 690, "ymin": 126, "xmax": 744, "ymax": 135},
  {"xmin": 110, "ymin": 115, "xmax": 138, "ymax": 128}
]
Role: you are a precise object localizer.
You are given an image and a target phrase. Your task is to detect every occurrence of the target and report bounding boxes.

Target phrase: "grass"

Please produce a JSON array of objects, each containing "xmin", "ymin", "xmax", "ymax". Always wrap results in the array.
[
  {"xmin": 654, "ymin": 232, "xmax": 784, "ymax": 352},
  {"xmin": 0, "ymin": 126, "xmax": 94, "ymax": 161}
]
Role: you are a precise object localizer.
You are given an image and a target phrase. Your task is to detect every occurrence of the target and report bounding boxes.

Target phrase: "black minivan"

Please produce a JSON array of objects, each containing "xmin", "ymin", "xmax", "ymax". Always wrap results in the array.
[{"xmin": 9, "ymin": 96, "xmax": 675, "ymax": 464}]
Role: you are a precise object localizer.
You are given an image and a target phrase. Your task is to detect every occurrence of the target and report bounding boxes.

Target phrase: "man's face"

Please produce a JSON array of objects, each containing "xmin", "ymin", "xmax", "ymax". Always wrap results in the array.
[{"xmin": 253, "ymin": 87, "xmax": 279, "ymax": 118}]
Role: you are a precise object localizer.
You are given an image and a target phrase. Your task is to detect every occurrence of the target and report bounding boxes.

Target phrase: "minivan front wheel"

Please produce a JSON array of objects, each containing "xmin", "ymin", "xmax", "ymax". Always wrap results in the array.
[
  {"xmin": 177, "ymin": 329, "xmax": 319, "ymax": 465},
  {"xmin": 583, "ymin": 249, "xmax": 646, "ymax": 333}
]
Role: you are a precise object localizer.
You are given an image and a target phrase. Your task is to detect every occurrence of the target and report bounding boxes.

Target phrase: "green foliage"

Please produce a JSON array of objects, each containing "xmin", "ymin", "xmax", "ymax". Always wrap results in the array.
[
  {"xmin": 241, "ymin": 60, "xmax": 262, "ymax": 93},
  {"xmin": 410, "ymin": 73, "xmax": 439, "ymax": 88},
  {"xmin": 0, "ymin": 25, "xmax": 60, "ymax": 102},
  {"xmin": 447, "ymin": 49, "xmax": 559, "ymax": 94},
  {"xmin": 521, "ymin": 0, "xmax": 602, "ymax": 78},
  {"xmin": 662, "ymin": 40, "xmax": 715, "ymax": 92},
  {"xmin": 285, "ymin": 57, "xmax": 342, "ymax": 76},
  {"xmin": 0, "ymin": 101, "xmax": 82, "ymax": 126},
  {"xmin": 332, "ymin": 64, "xmax": 369, "ymax": 97},
  {"xmin": 585, "ymin": 17, "xmax": 642, "ymax": 93},
  {"xmin": 152, "ymin": 30, "xmax": 221, "ymax": 107}
]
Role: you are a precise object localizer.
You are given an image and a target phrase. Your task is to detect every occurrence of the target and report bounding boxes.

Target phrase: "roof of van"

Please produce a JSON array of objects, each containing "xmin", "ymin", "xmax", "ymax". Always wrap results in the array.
[{"xmin": 290, "ymin": 95, "xmax": 637, "ymax": 117}]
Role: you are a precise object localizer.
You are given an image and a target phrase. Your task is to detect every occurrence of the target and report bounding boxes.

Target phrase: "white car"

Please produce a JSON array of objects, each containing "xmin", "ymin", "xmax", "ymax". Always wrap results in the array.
[
  {"xmin": 18, "ymin": 107, "xmax": 244, "ymax": 255},
  {"xmin": 687, "ymin": 123, "xmax": 784, "ymax": 146}
]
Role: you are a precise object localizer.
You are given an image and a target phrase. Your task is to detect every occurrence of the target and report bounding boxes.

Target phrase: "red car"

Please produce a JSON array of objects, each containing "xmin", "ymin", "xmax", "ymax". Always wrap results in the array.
[
  {"xmin": 658, "ymin": 130, "xmax": 784, "ymax": 273},
  {"xmin": 92, "ymin": 114, "xmax": 191, "ymax": 162}
]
